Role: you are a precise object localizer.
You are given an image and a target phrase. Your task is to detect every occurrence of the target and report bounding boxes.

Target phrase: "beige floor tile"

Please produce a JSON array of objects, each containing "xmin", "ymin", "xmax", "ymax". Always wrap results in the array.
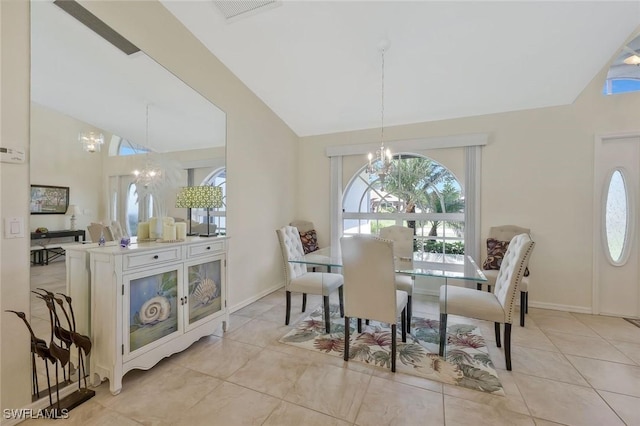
[
  {"xmin": 176, "ymin": 381, "xmax": 281, "ymax": 426},
  {"xmin": 545, "ymin": 331, "xmax": 635, "ymax": 364},
  {"xmin": 566, "ymin": 355, "xmax": 640, "ymax": 397},
  {"xmin": 444, "ymin": 395, "xmax": 535, "ymax": 425},
  {"xmin": 509, "ymin": 347, "xmax": 589, "ymax": 386},
  {"xmin": 597, "ymin": 390, "xmax": 640, "ymax": 426},
  {"xmin": 234, "ymin": 300, "xmax": 278, "ymax": 318},
  {"xmin": 227, "ymin": 348, "xmax": 309, "ymax": 398},
  {"xmin": 170, "ymin": 337, "xmax": 262, "ymax": 379},
  {"xmin": 20, "ymin": 400, "xmax": 141, "ymax": 426},
  {"xmin": 355, "ymin": 376, "xmax": 444, "ymax": 426},
  {"xmin": 513, "ymin": 373, "xmax": 625, "ymax": 426},
  {"xmin": 284, "ymin": 362, "xmax": 370, "ymax": 422},
  {"xmin": 212, "ymin": 312, "xmax": 252, "ymax": 334},
  {"xmin": 370, "ymin": 367, "xmax": 443, "ymax": 394},
  {"xmin": 224, "ymin": 317, "xmax": 293, "ymax": 347},
  {"xmin": 263, "ymin": 401, "xmax": 351, "ymax": 426},
  {"xmin": 96, "ymin": 362, "xmax": 222, "ymax": 424},
  {"xmin": 510, "ymin": 326, "xmax": 559, "ymax": 352},
  {"xmin": 532, "ymin": 419, "xmax": 570, "ymax": 426},
  {"xmin": 609, "ymin": 339, "xmax": 640, "ymax": 365},
  {"xmin": 532, "ymin": 316, "xmax": 600, "ymax": 337},
  {"xmin": 573, "ymin": 313, "xmax": 640, "ymax": 343}
]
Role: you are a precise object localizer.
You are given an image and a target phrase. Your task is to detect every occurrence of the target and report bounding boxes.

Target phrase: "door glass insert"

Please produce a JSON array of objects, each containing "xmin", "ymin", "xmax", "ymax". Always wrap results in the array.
[
  {"xmin": 604, "ymin": 169, "xmax": 630, "ymax": 264},
  {"xmin": 129, "ymin": 270, "xmax": 178, "ymax": 352},
  {"xmin": 188, "ymin": 260, "xmax": 222, "ymax": 325}
]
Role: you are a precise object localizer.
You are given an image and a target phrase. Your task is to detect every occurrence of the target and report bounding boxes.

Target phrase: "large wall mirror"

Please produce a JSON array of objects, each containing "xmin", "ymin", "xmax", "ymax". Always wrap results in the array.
[{"xmin": 28, "ymin": 0, "xmax": 226, "ymax": 401}]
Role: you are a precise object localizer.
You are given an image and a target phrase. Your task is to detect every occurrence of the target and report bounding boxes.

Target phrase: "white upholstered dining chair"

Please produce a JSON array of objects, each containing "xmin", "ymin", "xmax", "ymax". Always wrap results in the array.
[
  {"xmin": 341, "ymin": 234, "xmax": 408, "ymax": 372},
  {"xmin": 478, "ymin": 225, "xmax": 532, "ymax": 326},
  {"xmin": 379, "ymin": 225, "xmax": 415, "ymax": 332},
  {"xmin": 439, "ymin": 233, "xmax": 535, "ymax": 370},
  {"xmin": 276, "ymin": 226, "xmax": 344, "ymax": 333}
]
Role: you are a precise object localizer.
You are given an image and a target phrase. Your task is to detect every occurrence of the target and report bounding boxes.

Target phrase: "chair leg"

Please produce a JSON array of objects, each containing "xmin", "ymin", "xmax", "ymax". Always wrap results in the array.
[
  {"xmin": 505, "ymin": 323, "xmax": 512, "ymax": 370},
  {"xmin": 344, "ymin": 316, "xmax": 350, "ymax": 362},
  {"xmin": 323, "ymin": 296, "xmax": 331, "ymax": 334},
  {"xmin": 338, "ymin": 286, "xmax": 344, "ymax": 317},
  {"xmin": 495, "ymin": 322, "xmax": 501, "ymax": 348},
  {"xmin": 401, "ymin": 308, "xmax": 407, "ymax": 342},
  {"xmin": 406, "ymin": 295, "xmax": 412, "ymax": 333},
  {"xmin": 525, "ymin": 291, "xmax": 528, "ymax": 314},
  {"xmin": 520, "ymin": 291, "xmax": 526, "ymax": 327},
  {"xmin": 357, "ymin": 318, "xmax": 362, "ymax": 333},
  {"xmin": 285, "ymin": 291, "xmax": 291, "ymax": 325},
  {"xmin": 439, "ymin": 313, "xmax": 447, "ymax": 356},
  {"xmin": 391, "ymin": 324, "xmax": 397, "ymax": 372},
  {"xmin": 302, "ymin": 293, "xmax": 307, "ymax": 313}
]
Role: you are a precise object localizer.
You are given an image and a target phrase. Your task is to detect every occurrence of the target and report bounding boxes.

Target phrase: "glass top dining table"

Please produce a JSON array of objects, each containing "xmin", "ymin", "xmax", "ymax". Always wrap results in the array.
[{"xmin": 289, "ymin": 246, "xmax": 487, "ymax": 283}]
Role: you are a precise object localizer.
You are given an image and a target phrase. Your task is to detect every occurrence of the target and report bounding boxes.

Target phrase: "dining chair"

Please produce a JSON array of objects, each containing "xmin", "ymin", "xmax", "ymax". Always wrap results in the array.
[
  {"xmin": 341, "ymin": 234, "xmax": 408, "ymax": 372},
  {"xmin": 379, "ymin": 225, "xmax": 414, "ymax": 332},
  {"xmin": 290, "ymin": 219, "xmax": 322, "ymax": 305},
  {"xmin": 87, "ymin": 223, "xmax": 114, "ymax": 243},
  {"xmin": 439, "ymin": 233, "xmax": 534, "ymax": 370},
  {"xmin": 478, "ymin": 225, "xmax": 532, "ymax": 326},
  {"xmin": 276, "ymin": 226, "xmax": 344, "ymax": 333}
]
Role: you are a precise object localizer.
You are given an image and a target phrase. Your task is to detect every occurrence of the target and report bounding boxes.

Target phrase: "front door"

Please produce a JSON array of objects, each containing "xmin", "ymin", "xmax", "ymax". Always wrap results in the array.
[{"xmin": 594, "ymin": 133, "xmax": 640, "ymax": 317}]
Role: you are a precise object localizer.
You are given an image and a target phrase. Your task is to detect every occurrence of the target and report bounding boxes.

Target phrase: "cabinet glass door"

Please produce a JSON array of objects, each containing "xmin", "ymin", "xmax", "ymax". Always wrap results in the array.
[
  {"xmin": 187, "ymin": 258, "xmax": 223, "ymax": 327},
  {"xmin": 128, "ymin": 269, "xmax": 179, "ymax": 353}
]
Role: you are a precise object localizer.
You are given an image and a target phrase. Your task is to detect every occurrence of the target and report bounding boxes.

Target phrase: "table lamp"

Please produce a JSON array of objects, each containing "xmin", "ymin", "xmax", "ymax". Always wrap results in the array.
[
  {"xmin": 67, "ymin": 204, "xmax": 81, "ymax": 230},
  {"xmin": 175, "ymin": 186, "xmax": 223, "ymax": 237}
]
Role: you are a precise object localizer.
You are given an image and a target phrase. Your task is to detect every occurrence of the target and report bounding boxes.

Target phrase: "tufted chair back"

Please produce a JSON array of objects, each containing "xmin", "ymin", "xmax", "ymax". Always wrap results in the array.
[
  {"xmin": 488, "ymin": 225, "xmax": 530, "ymax": 244},
  {"xmin": 493, "ymin": 233, "xmax": 535, "ymax": 323},
  {"xmin": 289, "ymin": 220, "xmax": 315, "ymax": 234},
  {"xmin": 276, "ymin": 226, "xmax": 308, "ymax": 287},
  {"xmin": 379, "ymin": 225, "xmax": 414, "ymax": 270}
]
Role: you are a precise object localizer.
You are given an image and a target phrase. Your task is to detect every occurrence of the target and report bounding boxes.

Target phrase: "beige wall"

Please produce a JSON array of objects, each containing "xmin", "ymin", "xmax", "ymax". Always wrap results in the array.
[
  {"xmin": 1, "ymin": 0, "xmax": 32, "ymax": 412},
  {"xmin": 298, "ymin": 53, "xmax": 640, "ymax": 313}
]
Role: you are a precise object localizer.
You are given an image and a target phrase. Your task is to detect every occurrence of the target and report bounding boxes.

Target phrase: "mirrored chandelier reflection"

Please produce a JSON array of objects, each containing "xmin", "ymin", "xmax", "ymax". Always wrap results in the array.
[
  {"xmin": 366, "ymin": 40, "xmax": 394, "ymax": 191},
  {"xmin": 132, "ymin": 104, "xmax": 162, "ymax": 189},
  {"xmin": 78, "ymin": 131, "xmax": 104, "ymax": 153}
]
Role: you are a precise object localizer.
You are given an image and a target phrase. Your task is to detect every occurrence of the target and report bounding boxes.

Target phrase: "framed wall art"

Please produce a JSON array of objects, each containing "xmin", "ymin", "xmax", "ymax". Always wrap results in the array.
[{"xmin": 30, "ymin": 184, "xmax": 69, "ymax": 214}]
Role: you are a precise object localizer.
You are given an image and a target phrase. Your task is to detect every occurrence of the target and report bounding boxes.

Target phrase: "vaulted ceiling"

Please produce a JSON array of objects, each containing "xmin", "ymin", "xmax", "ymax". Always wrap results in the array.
[{"xmin": 161, "ymin": 1, "xmax": 640, "ymax": 137}]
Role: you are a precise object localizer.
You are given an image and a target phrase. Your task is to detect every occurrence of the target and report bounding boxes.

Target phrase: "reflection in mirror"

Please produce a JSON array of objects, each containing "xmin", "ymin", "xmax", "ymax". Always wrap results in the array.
[{"xmin": 29, "ymin": 0, "xmax": 226, "ymax": 401}]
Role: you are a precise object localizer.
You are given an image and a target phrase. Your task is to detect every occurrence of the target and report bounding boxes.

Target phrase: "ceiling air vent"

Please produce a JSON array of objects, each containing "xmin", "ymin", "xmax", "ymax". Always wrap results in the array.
[
  {"xmin": 213, "ymin": 1, "xmax": 280, "ymax": 22},
  {"xmin": 53, "ymin": 0, "xmax": 140, "ymax": 55}
]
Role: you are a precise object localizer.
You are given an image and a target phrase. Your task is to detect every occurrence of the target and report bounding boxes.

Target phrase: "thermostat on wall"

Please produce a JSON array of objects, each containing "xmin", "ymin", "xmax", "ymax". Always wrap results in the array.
[{"xmin": 0, "ymin": 147, "xmax": 25, "ymax": 163}]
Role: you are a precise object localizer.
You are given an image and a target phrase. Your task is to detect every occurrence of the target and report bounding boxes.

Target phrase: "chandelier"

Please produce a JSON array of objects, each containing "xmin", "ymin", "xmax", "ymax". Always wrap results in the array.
[
  {"xmin": 78, "ymin": 131, "xmax": 104, "ymax": 153},
  {"xmin": 366, "ymin": 40, "xmax": 393, "ymax": 191},
  {"xmin": 132, "ymin": 105, "xmax": 162, "ymax": 188}
]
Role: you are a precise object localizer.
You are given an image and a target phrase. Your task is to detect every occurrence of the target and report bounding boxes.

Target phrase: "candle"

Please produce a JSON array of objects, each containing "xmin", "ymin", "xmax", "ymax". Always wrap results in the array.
[
  {"xmin": 138, "ymin": 222, "xmax": 149, "ymax": 240},
  {"xmin": 149, "ymin": 217, "xmax": 160, "ymax": 239},
  {"xmin": 163, "ymin": 223, "xmax": 176, "ymax": 241},
  {"xmin": 162, "ymin": 216, "xmax": 175, "ymax": 226},
  {"xmin": 176, "ymin": 222, "xmax": 187, "ymax": 240}
]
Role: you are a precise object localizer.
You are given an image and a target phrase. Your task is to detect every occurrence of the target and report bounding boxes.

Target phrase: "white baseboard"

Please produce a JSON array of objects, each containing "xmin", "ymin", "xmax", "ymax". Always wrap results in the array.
[{"xmin": 228, "ymin": 282, "xmax": 284, "ymax": 313}]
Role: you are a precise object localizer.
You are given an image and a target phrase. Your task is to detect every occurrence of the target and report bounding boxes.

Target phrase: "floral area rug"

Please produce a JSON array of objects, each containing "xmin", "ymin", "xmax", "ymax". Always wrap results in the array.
[{"xmin": 279, "ymin": 304, "xmax": 504, "ymax": 395}]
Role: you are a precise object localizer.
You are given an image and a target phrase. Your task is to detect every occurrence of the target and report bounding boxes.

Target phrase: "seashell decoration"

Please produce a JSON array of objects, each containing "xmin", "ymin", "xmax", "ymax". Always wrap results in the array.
[
  {"xmin": 139, "ymin": 296, "xmax": 171, "ymax": 324},
  {"xmin": 192, "ymin": 278, "xmax": 217, "ymax": 305}
]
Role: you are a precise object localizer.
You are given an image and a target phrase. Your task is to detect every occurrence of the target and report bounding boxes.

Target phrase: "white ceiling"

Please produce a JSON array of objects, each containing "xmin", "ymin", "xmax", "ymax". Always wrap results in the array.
[
  {"xmin": 31, "ymin": 1, "xmax": 226, "ymax": 153},
  {"xmin": 161, "ymin": 0, "xmax": 640, "ymax": 137}
]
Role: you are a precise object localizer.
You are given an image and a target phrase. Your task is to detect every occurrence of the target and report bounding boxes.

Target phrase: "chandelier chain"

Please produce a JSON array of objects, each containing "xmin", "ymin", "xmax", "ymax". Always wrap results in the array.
[{"xmin": 381, "ymin": 47, "xmax": 385, "ymax": 145}]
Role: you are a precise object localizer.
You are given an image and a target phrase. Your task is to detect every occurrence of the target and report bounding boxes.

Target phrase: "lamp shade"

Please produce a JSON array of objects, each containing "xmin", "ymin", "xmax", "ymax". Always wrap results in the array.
[
  {"xmin": 66, "ymin": 204, "xmax": 81, "ymax": 216},
  {"xmin": 175, "ymin": 186, "xmax": 222, "ymax": 209}
]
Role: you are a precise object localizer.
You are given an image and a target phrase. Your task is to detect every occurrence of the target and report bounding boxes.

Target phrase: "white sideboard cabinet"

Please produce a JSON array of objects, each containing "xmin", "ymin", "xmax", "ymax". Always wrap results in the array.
[{"xmin": 88, "ymin": 237, "xmax": 228, "ymax": 395}]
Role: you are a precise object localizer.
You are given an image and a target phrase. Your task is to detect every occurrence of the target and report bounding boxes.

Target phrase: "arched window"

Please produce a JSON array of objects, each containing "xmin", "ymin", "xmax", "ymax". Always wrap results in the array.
[
  {"xmin": 343, "ymin": 154, "xmax": 465, "ymax": 268},
  {"xmin": 603, "ymin": 35, "xmax": 640, "ymax": 95},
  {"xmin": 191, "ymin": 168, "xmax": 226, "ymax": 235},
  {"xmin": 108, "ymin": 135, "xmax": 152, "ymax": 156}
]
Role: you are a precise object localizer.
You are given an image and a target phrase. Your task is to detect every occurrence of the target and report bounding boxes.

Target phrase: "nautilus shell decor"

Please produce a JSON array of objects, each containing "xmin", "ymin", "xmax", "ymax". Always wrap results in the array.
[
  {"xmin": 192, "ymin": 278, "xmax": 218, "ymax": 306},
  {"xmin": 139, "ymin": 296, "xmax": 171, "ymax": 324}
]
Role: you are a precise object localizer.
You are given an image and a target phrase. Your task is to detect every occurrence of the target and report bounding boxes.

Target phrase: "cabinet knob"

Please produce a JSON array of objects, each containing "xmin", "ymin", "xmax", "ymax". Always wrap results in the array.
[
  {"xmin": 180, "ymin": 297, "xmax": 184, "ymax": 305},
  {"xmin": 153, "ymin": 255, "xmax": 159, "ymax": 259},
  {"xmin": 206, "ymin": 246, "xmax": 211, "ymax": 250}
]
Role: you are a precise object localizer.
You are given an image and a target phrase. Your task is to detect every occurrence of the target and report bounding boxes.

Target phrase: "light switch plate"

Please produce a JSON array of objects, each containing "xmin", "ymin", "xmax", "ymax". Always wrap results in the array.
[{"xmin": 4, "ymin": 217, "xmax": 25, "ymax": 238}]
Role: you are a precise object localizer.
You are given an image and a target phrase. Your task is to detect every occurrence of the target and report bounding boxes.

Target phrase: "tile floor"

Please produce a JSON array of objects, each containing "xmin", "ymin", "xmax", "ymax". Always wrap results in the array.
[{"xmin": 21, "ymin": 261, "xmax": 640, "ymax": 425}]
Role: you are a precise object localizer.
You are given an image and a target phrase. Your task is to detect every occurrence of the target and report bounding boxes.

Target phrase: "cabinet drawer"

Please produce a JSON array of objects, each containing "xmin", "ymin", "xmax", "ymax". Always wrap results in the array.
[
  {"xmin": 124, "ymin": 247, "xmax": 182, "ymax": 269},
  {"xmin": 187, "ymin": 241, "xmax": 224, "ymax": 258}
]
